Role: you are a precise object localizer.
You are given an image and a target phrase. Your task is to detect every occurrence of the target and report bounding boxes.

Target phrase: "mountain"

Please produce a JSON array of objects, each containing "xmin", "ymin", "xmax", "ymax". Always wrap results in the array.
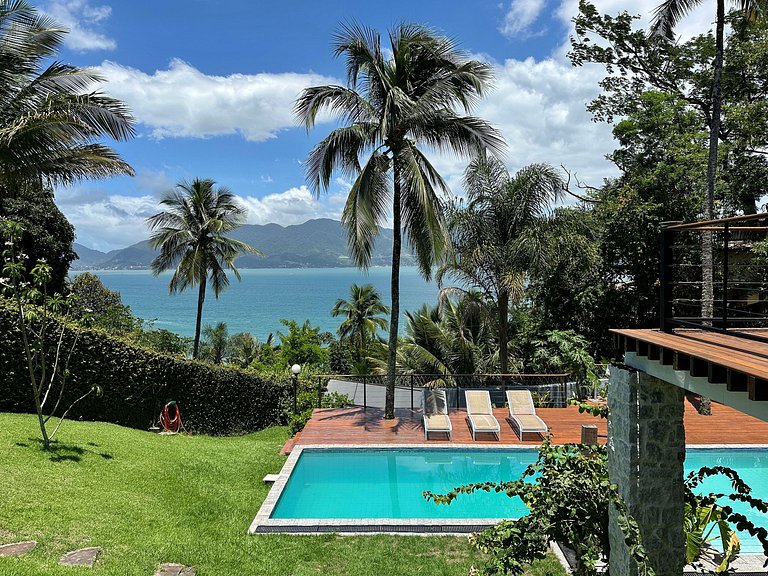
[{"xmin": 70, "ymin": 219, "xmax": 413, "ymax": 270}]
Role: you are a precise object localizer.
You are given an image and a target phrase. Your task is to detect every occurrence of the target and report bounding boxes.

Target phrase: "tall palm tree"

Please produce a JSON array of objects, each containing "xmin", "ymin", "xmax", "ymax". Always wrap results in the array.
[
  {"xmin": 331, "ymin": 283, "xmax": 390, "ymax": 368},
  {"xmin": 146, "ymin": 179, "xmax": 262, "ymax": 358},
  {"xmin": 295, "ymin": 22, "xmax": 503, "ymax": 418},
  {"xmin": 438, "ymin": 153, "xmax": 566, "ymax": 375},
  {"xmin": 0, "ymin": 0, "xmax": 134, "ymax": 194},
  {"xmin": 651, "ymin": 0, "xmax": 766, "ymax": 319}
]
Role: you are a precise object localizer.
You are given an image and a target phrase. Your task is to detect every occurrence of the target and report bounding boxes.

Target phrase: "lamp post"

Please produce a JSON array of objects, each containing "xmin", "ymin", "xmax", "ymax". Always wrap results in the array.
[{"xmin": 291, "ymin": 364, "xmax": 301, "ymax": 414}]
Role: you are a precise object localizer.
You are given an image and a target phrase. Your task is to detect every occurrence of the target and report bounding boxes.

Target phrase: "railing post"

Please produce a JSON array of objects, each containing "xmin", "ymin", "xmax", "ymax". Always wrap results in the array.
[
  {"xmin": 721, "ymin": 223, "xmax": 729, "ymax": 330},
  {"xmin": 410, "ymin": 374, "xmax": 414, "ymax": 411},
  {"xmin": 659, "ymin": 222, "xmax": 679, "ymax": 331},
  {"xmin": 317, "ymin": 376, "xmax": 322, "ymax": 408},
  {"xmin": 362, "ymin": 375, "xmax": 367, "ymax": 412}
]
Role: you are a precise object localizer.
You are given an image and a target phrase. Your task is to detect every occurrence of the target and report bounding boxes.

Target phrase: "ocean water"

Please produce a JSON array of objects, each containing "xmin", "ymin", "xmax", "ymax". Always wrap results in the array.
[{"xmin": 80, "ymin": 267, "xmax": 438, "ymax": 340}]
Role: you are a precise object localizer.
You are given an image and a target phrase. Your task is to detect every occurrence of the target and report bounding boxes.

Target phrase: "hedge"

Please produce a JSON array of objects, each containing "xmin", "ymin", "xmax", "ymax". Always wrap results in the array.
[{"xmin": 0, "ymin": 298, "xmax": 289, "ymax": 435}]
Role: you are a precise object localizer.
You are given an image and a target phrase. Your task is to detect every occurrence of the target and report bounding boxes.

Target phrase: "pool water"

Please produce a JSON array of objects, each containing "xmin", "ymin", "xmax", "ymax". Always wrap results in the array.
[{"xmin": 271, "ymin": 447, "xmax": 768, "ymax": 553}]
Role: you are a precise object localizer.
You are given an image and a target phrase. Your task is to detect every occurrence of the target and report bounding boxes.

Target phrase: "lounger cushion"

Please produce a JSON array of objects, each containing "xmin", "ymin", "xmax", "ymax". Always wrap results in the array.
[
  {"xmin": 507, "ymin": 391, "xmax": 536, "ymax": 415},
  {"xmin": 468, "ymin": 414, "xmax": 500, "ymax": 431},
  {"xmin": 424, "ymin": 414, "xmax": 451, "ymax": 431},
  {"xmin": 465, "ymin": 391, "xmax": 492, "ymax": 415},
  {"xmin": 512, "ymin": 414, "xmax": 548, "ymax": 432}
]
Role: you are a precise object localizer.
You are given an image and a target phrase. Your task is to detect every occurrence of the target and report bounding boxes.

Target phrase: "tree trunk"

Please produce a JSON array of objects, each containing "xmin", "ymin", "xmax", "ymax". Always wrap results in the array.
[
  {"xmin": 498, "ymin": 289, "xmax": 509, "ymax": 375},
  {"xmin": 385, "ymin": 177, "xmax": 402, "ymax": 419},
  {"xmin": 193, "ymin": 278, "xmax": 207, "ymax": 359},
  {"xmin": 702, "ymin": 0, "xmax": 725, "ymax": 323}
]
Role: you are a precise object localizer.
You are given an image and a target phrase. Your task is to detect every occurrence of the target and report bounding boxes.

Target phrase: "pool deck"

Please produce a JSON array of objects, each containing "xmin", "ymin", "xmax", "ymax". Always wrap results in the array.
[{"xmin": 282, "ymin": 395, "xmax": 768, "ymax": 454}]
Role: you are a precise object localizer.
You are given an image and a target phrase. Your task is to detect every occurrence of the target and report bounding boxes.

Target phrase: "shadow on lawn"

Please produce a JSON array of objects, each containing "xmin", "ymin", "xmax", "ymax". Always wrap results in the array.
[{"xmin": 15, "ymin": 438, "xmax": 114, "ymax": 462}]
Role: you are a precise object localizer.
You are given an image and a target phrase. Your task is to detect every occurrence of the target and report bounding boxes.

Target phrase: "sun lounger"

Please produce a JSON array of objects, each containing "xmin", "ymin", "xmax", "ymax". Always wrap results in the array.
[
  {"xmin": 422, "ymin": 389, "xmax": 452, "ymax": 440},
  {"xmin": 506, "ymin": 389, "xmax": 548, "ymax": 440},
  {"xmin": 464, "ymin": 390, "xmax": 500, "ymax": 440}
]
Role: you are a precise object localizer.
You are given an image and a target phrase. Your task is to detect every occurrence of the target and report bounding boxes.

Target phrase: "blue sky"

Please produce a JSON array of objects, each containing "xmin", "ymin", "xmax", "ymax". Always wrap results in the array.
[{"xmin": 44, "ymin": 0, "xmax": 714, "ymax": 251}]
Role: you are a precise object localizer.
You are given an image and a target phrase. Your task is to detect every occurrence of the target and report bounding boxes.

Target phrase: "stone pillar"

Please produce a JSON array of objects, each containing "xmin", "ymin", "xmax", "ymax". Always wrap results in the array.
[{"xmin": 607, "ymin": 365, "xmax": 685, "ymax": 576}]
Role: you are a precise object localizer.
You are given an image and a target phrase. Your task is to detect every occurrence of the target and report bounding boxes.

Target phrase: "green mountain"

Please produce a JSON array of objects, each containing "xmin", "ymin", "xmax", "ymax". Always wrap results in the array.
[{"xmin": 71, "ymin": 219, "xmax": 412, "ymax": 270}]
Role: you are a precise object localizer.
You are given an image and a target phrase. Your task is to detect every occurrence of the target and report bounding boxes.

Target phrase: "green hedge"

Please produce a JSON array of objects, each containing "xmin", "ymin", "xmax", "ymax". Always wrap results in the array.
[{"xmin": 0, "ymin": 299, "xmax": 289, "ymax": 435}]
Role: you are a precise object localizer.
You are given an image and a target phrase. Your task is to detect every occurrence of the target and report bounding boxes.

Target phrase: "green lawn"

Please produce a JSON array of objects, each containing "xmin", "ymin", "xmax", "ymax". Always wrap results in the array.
[{"xmin": 0, "ymin": 413, "xmax": 565, "ymax": 576}]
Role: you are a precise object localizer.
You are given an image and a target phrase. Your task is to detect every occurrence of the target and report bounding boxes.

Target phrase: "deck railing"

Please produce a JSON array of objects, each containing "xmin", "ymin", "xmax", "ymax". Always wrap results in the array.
[
  {"xmin": 660, "ymin": 213, "xmax": 768, "ymax": 343},
  {"xmin": 312, "ymin": 372, "xmax": 575, "ymax": 411}
]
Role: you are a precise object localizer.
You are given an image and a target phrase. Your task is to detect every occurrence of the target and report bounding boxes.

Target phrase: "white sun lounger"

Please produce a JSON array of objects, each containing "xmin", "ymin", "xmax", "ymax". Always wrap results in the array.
[
  {"xmin": 506, "ymin": 389, "xmax": 549, "ymax": 440},
  {"xmin": 465, "ymin": 390, "xmax": 500, "ymax": 441},
  {"xmin": 422, "ymin": 389, "xmax": 452, "ymax": 440}
]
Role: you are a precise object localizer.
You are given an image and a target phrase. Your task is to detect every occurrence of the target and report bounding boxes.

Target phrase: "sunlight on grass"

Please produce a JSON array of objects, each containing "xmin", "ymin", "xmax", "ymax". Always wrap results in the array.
[{"xmin": 0, "ymin": 413, "xmax": 565, "ymax": 575}]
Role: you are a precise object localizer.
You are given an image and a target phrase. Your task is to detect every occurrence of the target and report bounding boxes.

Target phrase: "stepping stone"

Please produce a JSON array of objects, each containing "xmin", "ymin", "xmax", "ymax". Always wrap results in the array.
[
  {"xmin": 59, "ymin": 546, "xmax": 101, "ymax": 567},
  {"xmin": 263, "ymin": 473, "xmax": 280, "ymax": 483},
  {"xmin": 0, "ymin": 541, "xmax": 36, "ymax": 556},
  {"xmin": 154, "ymin": 563, "xmax": 196, "ymax": 576}
]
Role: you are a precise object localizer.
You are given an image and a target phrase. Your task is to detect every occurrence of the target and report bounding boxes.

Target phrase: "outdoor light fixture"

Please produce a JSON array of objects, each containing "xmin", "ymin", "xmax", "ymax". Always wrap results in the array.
[{"xmin": 291, "ymin": 364, "xmax": 301, "ymax": 414}]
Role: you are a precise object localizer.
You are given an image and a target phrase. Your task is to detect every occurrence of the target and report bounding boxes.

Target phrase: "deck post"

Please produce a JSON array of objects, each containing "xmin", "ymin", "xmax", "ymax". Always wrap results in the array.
[
  {"xmin": 659, "ymin": 223, "xmax": 677, "ymax": 332},
  {"xmin": 607, "ymin": 365, "xmax": 685, "ymax": 576},
  {"xmin": 721, "ymin": 223, "xmax": 729, "ymax": 330},
  {"xmin": 362, "ymin": 375, "xmax": 367, "ymax": 412}
]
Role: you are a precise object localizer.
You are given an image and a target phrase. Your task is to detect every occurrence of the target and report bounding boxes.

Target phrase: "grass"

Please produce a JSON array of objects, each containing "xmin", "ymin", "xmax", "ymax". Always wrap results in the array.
[{"xmin": 0, "ymin": 413, "xmax": 566, "ymax": 576}]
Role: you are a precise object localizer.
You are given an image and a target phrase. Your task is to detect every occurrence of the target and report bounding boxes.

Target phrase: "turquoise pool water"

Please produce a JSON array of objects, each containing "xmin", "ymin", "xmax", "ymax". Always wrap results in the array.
[{"xmin": 271, "ymin": 447, "xmax": 768, "ymax": 553}]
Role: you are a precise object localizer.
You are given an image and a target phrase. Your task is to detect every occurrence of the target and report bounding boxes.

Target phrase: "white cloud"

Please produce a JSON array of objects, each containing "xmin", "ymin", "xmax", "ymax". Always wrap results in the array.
[
  {"xmin": 95, "ymin": 59, "xmax": 337, "ymax": 141},
  {"xmin": 500, "ymin": 0, "xmax": 547, "ymax": 38},
  {"xmin": 240, "ymin": 186, "xmax": 344, "ymax": 226},
  {"xmin": 41, "ymin": 0, "xmax": 116, "ymax": 51}
]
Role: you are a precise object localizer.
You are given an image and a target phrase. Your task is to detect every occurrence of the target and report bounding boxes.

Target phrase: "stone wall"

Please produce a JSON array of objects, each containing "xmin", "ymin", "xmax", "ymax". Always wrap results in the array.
[{"xmin": 607, "ymin": 365, "xmax": 685, "ymax": 576}]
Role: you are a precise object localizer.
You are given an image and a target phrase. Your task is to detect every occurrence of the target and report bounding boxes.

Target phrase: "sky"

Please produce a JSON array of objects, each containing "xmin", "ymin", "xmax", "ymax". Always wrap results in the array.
[{"xmin": 44, "ymin": 0, "xmax": 716, "ymax": 251}]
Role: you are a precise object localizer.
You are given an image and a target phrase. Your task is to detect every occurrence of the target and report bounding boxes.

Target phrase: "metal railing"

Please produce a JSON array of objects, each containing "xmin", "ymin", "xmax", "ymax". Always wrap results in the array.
[
  {"xmin": 314, "ymin": 372, "xmax": 575, "ymax": 411},
  {"xmin": 660, "ymin": 213, "xmax": 768, "ymax": 343}
]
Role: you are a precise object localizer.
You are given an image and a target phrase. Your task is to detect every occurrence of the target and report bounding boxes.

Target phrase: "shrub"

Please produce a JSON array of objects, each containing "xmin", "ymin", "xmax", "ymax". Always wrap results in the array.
[{"xmin": 0, "ymin": 297, "xmax": 289, "ymax": 435}]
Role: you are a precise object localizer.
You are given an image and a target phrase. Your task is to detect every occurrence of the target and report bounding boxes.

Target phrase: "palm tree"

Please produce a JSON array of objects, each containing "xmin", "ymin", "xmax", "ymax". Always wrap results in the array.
[
  {"xmin": 200, "ymin": 321, "xmax": 230, "ymax": 364},
  {"xmin": 438, "ymin": 153, "xmax": 566, "ymax": 375},
  {"xmin": 0, "ymin": 0, "xmax": 134, "ymax": 194},
  {"xmin": 651, "ymin": 0, "xmax": 766, "ymax": 319},
  {"xmin": 295, "ymin": 22, "xmax": 503, "ymax": 418},
  {"xmin": 146, "ymin": 179, "xmax": 262, "ymax": 358},
  {"xmin": 331, "ymin": 283, "xmax": 390, "ymax": 369},
  {"xmin": 228, "ymin": 331, "xmax": 263, "ymax": 368}
]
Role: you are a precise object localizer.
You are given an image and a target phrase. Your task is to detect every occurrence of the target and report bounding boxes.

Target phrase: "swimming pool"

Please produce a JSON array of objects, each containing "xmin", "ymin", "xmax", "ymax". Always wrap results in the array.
[{"xmin": 250, "ymin": 445, "xmax": 768, "ymax": 551}]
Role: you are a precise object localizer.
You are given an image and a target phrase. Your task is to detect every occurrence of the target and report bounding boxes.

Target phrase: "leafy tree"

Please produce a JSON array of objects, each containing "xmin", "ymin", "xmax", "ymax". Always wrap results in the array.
[
  {"xmin": 527, "ymin": 329, "xmax": 599, "ymax": 386},
  {"xmin": 276, "ymin": 319, "xmax": 330, "ymax": 370},
  {"xmin": 1, "ymin": 220, "xmax": 101, "ymax": 449},
  {"xmin": 438, "ymin": 154, "xmax": 567, "ymax": 374},
  {"xmin": 69, "ymin": 272, "xmax": 137, "ymax": 334},
  {"xmin": 199, "ymin": 321, "xmax": 229, "ymax": 364},
  {"xmin": 0, "ymin": 186, "xmax": 76, "ymax": 293},
  {"xmin": 296, "ymin": 22, "xmax": 503, "ymax": 418},
  {"xmin": 331, "ymin": 283, "xmax": 389, "ymax": 371},
  {"xmin": 132, "ymin": 328, "xmax": 190, "ymax": 357},
  {"xmin": 228, "ymin": 331, "xmax": 263, "ymax": 369},
  {"xmin": 146, "ymin": 178, "xmax": 261, "ymax": 358}
]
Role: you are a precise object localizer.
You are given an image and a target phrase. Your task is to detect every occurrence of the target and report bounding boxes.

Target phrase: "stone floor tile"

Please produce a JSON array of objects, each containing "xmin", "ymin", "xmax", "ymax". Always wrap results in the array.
[
  {"xmin": 0, "ymin": 541, "xmax": 36, "ymax": 556},
  {"xmin": 59, "ymin": 546, "xmax": 101, "ymax": 567}
]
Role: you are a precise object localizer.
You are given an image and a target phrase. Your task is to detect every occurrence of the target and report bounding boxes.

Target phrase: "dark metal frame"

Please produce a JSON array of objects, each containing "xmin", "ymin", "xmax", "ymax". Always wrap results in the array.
[{"xmin": 659, "ymin": 213, "xmax": 768, "ymax": 344}]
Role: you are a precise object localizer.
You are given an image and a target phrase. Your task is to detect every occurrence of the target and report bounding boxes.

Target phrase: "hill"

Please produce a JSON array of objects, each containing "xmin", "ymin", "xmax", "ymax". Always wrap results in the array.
[{"xmin": 71, "ymin": 219, "xmax": 412, "ymax": 270}]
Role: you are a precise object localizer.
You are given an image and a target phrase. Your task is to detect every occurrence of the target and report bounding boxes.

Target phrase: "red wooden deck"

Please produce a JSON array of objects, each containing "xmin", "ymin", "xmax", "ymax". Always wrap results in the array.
[{"xmin": 281, "ymin": 395, "xmax": 768, "ymax": 454}]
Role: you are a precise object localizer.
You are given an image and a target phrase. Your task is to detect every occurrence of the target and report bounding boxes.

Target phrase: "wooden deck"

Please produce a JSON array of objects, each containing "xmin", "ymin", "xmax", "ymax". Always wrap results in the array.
[
  {"xmin": 612, "ymin": 328, "xmax": 768, "ymax": 400},
  {"xmin": 281, "ymin": 396, "xmax": 768, "ymax": 454}
]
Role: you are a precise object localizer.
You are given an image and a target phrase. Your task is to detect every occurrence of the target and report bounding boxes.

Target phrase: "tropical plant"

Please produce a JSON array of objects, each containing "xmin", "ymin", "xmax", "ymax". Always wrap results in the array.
[
  {"xmin": 276, "ymin": 319, "xmax": 331, "ymax": 370},
  {"xmin": 425, "ymin": 438, "xmax": 654, "ymax": 576},
  {"xmin": 199, "ymin": 321, "xmax": 229, "ymax": 365},
  {"xmin": 528, "ymin": 329, "xmax": 599, "ymax": 386},
  {"xmin": 228, "ymin": 331, "xmax": 263, "ymax": 369},
  {"xmin": 331, "ymin": 283, "xmax": 389, "ymax": 370},
  {"xmin": 69, "ymin": 272, "xmax": 138, "ymax": 335},
  {"xmin": 0, "ymin": 220, "xmax": 102, "ymax": 448},
  {"xmin": 146, "ymin": 178, "xmax": 261, "ymax": 358},
  {"xmin": 295, "ymin": 22, "xmax": 503, "ymax": 418},
  {"xmin": 439, "ymin": 154, "xmax": 568, "ymax": 375},
  {"xmin": 0, "ymin": 0, "xmax": 135, "ymax": 194}
]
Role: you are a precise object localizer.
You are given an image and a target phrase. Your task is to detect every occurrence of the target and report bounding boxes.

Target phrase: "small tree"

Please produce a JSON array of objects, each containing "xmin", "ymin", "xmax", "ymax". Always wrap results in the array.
[{"xmin": 1, "ymin": 220, "xmax": 101, "ymax": 449}]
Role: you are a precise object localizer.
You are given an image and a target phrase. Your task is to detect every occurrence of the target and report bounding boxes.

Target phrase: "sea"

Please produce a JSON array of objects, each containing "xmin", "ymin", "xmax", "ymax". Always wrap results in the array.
[{"xmin": 78, "ymin": 267, "xmax": 439, "ymax": 340}]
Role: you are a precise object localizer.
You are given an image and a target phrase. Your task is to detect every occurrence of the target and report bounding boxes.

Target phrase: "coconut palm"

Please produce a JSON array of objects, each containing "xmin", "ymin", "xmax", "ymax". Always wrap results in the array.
[
  {"xmin": 0, "ymin": 0, "xmax": 134, "ymax": 194},
  {"xmin": 146, "ymin": 179, "xmax": 262, "ymax": 358},
  {"xmin": 438, "ymin": 153, "xmax": 566, "ymax": 375},
  {"xmin": 296, "ymin": 22, "xmax": 503, "ymax": 418},
  {"xmin": 200, "ymin": 321, "xmax": 229, "ymax": 364},
  {"xmin": 331, "ymin": 283, "xmax": 390, "ymax": 368},
  {"xmin": 651, "ymin": 0, "xmax": 766, "ymax": 319}
]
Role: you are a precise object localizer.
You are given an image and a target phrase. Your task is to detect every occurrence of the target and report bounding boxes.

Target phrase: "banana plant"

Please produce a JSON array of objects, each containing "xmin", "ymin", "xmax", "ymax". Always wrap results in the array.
[{"xmin": 685, "ymin": 496, "xmax": 740, "ymax": 572}]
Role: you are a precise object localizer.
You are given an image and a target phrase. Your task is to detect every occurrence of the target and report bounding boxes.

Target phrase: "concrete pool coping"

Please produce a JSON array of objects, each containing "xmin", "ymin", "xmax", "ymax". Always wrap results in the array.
[{"xmin": 249, "ymin": 443, "xmax": 768, "ymax": 536}]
